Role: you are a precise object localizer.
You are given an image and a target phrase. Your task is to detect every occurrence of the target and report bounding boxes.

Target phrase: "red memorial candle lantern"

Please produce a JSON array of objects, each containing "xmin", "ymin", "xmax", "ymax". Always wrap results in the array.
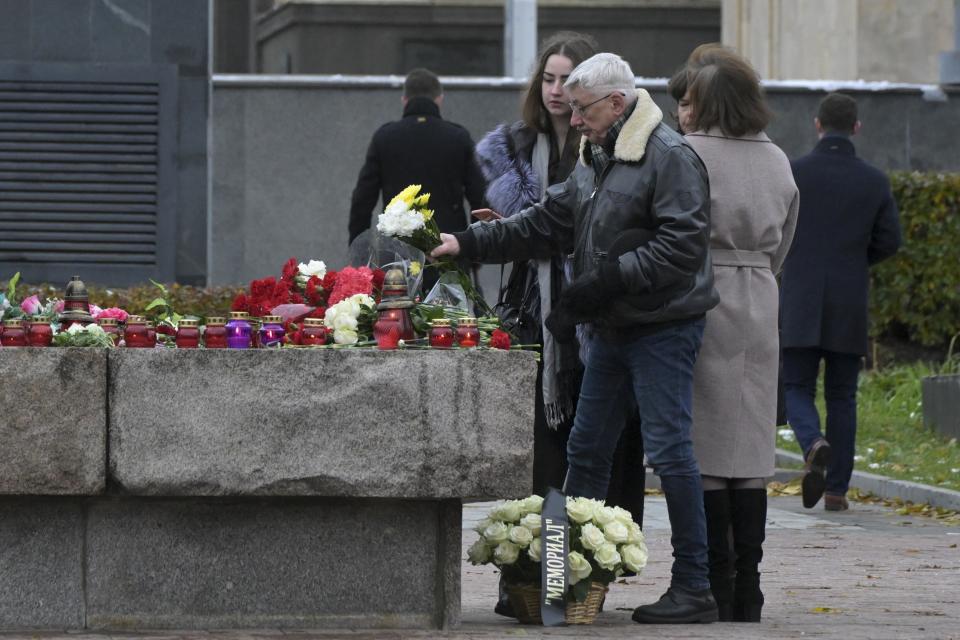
[
  {"xmin": 374, "ymin": 267, "xmax": 416, "ymax": 349},
  {"xmin": 97, "ymin": 317, "xmax": 121, "ymax": 345},
  {"xmin": 27, "ymin": 316, "xmax": 53, "ymax": 347},
  {"xmin": 1, "ymin": 319, "xmax": 27, "ymax": 347},
  {"xmin": 301, "ymin": 317, "xmax": 328, "ymax": 346},
  {"xmin": 124, "ymin": 316, "xmax": 152, "ymax": 348},
  {"xmin": 58, "ymin": 275, "xmax": 95, "ymax": 330},
  {"xmin": 203, "ymin": 316, "xmax": 228, "ymax": 349},
  {"xmin": 429, "ymin": 318, "xmax": 455, "ymax": 349},
  {"xmin": 456, "ymin": 317, "xmax": 480, "ymax": 348},
  {"xmin": 175, "ymin": 318, "xmax": 201, "ymax": 349}
]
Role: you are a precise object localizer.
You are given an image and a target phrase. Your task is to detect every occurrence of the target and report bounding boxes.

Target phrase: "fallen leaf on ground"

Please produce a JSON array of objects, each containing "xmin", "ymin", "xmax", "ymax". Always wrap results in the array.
[{"xmin": 811, "ymin": 607, "xmax": 842, "ymax": 614}]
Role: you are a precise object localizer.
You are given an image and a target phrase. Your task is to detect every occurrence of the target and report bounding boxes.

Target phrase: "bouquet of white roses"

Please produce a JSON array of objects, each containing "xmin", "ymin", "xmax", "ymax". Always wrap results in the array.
[{"xmin": 468, "ymin": 495, "xmax": 647, "ymax": 603}]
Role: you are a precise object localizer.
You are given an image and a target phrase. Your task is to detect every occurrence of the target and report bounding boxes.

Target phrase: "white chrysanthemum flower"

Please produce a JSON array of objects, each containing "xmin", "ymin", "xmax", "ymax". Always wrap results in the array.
[{"xmin": 297, "ymin": 259, "xmax": 327, "ymax": 279}]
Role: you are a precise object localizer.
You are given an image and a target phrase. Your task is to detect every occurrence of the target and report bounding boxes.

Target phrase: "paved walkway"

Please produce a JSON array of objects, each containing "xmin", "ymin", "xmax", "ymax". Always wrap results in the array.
[{"xmin": 3, "ymin": 495, "xmax": 958, "ymax": 640}]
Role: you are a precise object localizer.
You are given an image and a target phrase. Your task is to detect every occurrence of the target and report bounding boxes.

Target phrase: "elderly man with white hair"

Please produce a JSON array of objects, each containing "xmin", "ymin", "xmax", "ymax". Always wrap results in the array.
[{"xmin": 433, "ymin": 52, "xmax": 720, "ymax": 623}]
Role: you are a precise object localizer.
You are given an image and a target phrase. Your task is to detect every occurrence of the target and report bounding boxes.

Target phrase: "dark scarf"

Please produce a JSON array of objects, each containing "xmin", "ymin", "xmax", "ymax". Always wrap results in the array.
[{"xmin": 589, "ymin": 100, "xmax": 637, "ymax": 179}]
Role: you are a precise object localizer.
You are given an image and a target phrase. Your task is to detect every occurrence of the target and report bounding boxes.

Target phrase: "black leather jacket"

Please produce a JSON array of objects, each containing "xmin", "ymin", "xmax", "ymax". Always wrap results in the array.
[{"xmin": 457, "ymin": 93, "xmax": 719, "ymax": 328}]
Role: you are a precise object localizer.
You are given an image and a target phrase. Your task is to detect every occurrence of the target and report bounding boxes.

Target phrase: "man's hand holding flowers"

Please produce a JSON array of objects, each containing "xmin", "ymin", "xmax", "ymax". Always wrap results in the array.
[{"xmin": 430, "ymin": 233, "xmax": 461, "ymax": 259}]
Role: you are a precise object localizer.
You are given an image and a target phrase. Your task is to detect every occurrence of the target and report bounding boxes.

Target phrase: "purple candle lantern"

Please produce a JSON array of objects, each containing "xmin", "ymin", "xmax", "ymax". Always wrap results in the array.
[
  {"xmin": 226, "ymin": 311, "xmax": 253, "ymax": 349},
  {"xmin": 259, "ymin": 314, "xmax": 285, "ymax": 348}
]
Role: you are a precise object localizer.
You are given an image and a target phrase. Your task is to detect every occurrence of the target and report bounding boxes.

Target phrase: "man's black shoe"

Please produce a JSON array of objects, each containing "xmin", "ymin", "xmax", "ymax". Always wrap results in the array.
[
  {"xmin": 632, "ymin": 585, "xmax": 719, "ymax": 624},
  {"xmin": 802, "ymin": 438, "xmax": 832, "ymax": 509}
]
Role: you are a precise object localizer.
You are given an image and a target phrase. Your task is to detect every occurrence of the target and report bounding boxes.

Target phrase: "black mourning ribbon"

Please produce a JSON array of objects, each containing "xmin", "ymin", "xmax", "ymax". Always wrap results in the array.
[{"xmin": 539, "ymin": 487, "xmax": 569, "ymax": 626}]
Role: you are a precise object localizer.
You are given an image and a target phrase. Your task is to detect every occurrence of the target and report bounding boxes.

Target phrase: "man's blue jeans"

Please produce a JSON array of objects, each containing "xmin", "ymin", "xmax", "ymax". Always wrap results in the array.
[
  {"xmin": 783, "ymin": 347, "xmax": 861, "ymax": 496},
  {"xmin": 565, "ymin": 318, "xmax": 709, "ymax": 591}
]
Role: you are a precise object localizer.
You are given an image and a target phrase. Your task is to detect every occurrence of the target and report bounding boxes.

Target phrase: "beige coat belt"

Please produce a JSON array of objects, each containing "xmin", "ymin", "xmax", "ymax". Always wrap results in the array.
[{"xmin": 711, "ymin": 249, "xmax": 771, "ymax": 269}]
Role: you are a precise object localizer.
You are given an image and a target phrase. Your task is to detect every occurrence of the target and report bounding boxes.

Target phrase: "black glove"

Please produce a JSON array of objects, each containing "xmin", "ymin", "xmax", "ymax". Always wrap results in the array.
[{"xmin": 561, "ymin": 262, "xmax": 626, "ymax": 315}]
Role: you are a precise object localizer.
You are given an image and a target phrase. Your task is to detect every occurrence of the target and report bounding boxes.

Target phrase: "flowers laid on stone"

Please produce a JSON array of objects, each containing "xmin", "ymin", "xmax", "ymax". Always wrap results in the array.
[
  {"xmin": 324, "ymin": 293, "xmax": 376, "ymax": 345},
  {"xmin": 51, "ymin": 322, "xmax": 115, "ymax": 348},
  {"xmin": 468, "ymin": 495, "xmax": 647, "ymax": 604},
  {"xmin": 1, "ymin": 258, "xmax": 536, "ymax": 353}
]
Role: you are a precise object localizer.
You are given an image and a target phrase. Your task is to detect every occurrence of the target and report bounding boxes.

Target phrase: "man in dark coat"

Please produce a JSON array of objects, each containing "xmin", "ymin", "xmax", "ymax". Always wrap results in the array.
[
  {"xmin": 781, "ymin": 93, "xmax": 902, "ymax": 511},
  {"xmin": 348, "ymin": 68, "xmax": 486, "ymax": 293}
]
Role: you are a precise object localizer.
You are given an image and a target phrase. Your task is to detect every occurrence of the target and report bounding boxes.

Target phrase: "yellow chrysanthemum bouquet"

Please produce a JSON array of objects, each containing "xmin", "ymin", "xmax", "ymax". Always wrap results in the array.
[
  {"xmin": 377, "ymin": 184, "xmax": 492, "ymax": 314},
  {"xmin": 376, "ymin": 184, "xmax": 441, "ymax": 256}
]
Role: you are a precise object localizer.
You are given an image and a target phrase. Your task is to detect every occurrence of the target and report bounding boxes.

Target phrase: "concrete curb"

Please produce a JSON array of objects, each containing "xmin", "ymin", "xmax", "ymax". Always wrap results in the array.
[{"xmin": 776, "ymin": 448, "xmax": 960, "ymax": 511}]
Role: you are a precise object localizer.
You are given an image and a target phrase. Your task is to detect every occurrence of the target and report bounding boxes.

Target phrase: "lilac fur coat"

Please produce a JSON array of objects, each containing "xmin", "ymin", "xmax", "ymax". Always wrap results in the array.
[{"xmin": 474, "ymin": 123, "xmax": 541, "ymax": 217}]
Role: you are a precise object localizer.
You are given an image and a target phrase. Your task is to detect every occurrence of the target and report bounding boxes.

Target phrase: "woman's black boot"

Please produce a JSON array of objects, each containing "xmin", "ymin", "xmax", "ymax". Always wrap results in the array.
[
  {"xmin": 704, "ymin": 488, "xmax": 735, "ymax": 621},
  {"xmin": 494, "ymin": 574, "xmax": 515, "ymax": 618},
  {"xmin": 730, "ymin": 488, "xmax": 767, "ymax": 622}
]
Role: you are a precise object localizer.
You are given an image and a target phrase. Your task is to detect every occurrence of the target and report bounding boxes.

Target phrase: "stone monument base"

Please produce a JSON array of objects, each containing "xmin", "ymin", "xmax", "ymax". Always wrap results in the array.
[{"xmin": 0, "ymin": 496, "xmax": 460, "ymax": 630}]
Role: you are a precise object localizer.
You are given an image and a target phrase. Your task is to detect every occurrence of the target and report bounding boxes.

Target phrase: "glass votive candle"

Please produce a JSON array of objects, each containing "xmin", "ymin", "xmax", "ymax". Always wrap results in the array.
[
  {"xmin": 259, "ymin": 315, "xmax": 285, "ymax": 348},
  {"xmin": 175, "ymin": 318, "xmax": 201, "ymax": 348},
  {"xmin": 226, "ymin": 311, "xmax": 252, "ymax": 349},
  {"xmin": 97, "ymin": 317, "xmax": 121, "ymax": 345},
  {"xmin": 203, "ymin": 316, "xmax": 227, "ymax": 349},
  {"xmin": 456, "ymin": 317, "xmax": 480, "ymax": 348},
  {"xmin": 2, "ymin": 319, "xmax": 27, "ymax": 347},
  {"xmin": 428, "ymin": 318, "xmax": 455, "ymax": 349},
  {"xmin": 145, "ymin": 321, "xmax": 157, "ymax": 346},
  {"xmin": 124, "ymin": 316, "xmax": 152, "ymax": 348},
  {"xmin": 27, "ymin": 316, "xmax": 53, "ymax": 347},
  {"xmin": 373, "ymin": 314, "xmax": 401, "ymax": 350},
  {"xmin": 301, "ymin": 317, "xmax": 327, "ymax": 346}
]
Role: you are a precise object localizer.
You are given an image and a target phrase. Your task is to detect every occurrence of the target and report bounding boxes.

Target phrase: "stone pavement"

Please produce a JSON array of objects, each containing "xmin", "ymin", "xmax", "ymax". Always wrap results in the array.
[{"xmin": 2, "ymin": 495, "xmax": 958, "ymax": 640}]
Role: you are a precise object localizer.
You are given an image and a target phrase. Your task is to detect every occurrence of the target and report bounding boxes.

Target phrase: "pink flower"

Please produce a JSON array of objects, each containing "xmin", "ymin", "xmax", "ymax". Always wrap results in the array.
[
  {"xmin": 52, "ymin": 299, "xmax": 65, "ymax": 314},
  {"xmin": 327, "ymin": 266, "xmax": 375, "ymax": 306},
  {"xmin": 89, "ymin": 304, "xmax": 103, "ymax": 318},
  {"xmin": 96, "ymin": 307, "xmax": 128, "ymax": 322},
  {"xmin": 20, "ymin": 295, "xmax": 41, "ymax": 315}
]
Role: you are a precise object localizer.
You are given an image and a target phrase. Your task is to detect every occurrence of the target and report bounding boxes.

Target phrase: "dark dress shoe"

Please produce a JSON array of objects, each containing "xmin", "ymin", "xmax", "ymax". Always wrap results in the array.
[
  {"xmin": 802, "ymin": 438, "xmax": 832, "ymax": 509},
  {"xmin": 824, "ymin": 493, "xmax": 849, "ymax": 511},
  {"xmin": 632, "ymin": 585, "xmax": 719, "ymax": 624}
]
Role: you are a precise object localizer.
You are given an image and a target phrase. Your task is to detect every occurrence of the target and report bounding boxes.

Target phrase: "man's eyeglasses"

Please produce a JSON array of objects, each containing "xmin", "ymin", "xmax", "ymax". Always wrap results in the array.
[{"xmin": 568, "ymin": 92, "xmax": 615, "ymax": 117}]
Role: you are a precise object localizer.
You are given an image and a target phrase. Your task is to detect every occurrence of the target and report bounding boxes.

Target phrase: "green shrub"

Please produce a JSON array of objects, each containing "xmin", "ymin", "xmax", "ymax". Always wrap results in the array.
[
  {"xmin": 870, "ymin": 171, "xmax": 960, "ymax": 347},
  {"xmin": 4, "ymin": 280, "xmax": 243, "ymax": 319}
]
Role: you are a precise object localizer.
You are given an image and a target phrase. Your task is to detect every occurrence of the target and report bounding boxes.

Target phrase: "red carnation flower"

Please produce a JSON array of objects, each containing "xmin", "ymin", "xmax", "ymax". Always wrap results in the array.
[
  {"xmin": 321, "ymin": 271, "xmax": 338, "ymax": 293},
  {"xmin": 251, "ymin": 276, "xmax": 276, "ymax": 300},
  {"xmin": 490, "ymin": 329, "xmax": 511, "ymax": 350},
  {"xmin": 327, "ymin": 266, "xmax": 375, "ymax": 306},
  {"xmin": 280, "ymin": 257, "xmax": 298, "ymax": 284},
  {"xmin": 231, "ymin": 293, "xmax": 249, "ymax": 312},
  {"xmin": 305, "ymin": 275, "xmax": 326, "ymax": 306}
]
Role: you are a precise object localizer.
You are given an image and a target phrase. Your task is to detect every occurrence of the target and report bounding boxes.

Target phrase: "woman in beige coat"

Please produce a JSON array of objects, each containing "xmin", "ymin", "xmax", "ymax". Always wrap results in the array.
[{"xmin": 678, "ymin": 45, "xmax": 798, "ymax": 623}]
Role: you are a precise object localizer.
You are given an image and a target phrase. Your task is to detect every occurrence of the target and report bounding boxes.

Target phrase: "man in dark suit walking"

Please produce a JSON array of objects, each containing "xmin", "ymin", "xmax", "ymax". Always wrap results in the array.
[
  {"xmin": 781, "ymin": 93, "xmax": 902, "ymax": 511},
  {"xmin": 348, "ymin": 68, "xmax": 486, "ymax": 293}
]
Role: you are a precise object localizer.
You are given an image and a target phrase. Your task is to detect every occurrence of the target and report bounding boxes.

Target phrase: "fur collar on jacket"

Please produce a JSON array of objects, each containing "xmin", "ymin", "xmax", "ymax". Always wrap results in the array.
[
  {"xmin": 475, "ymin": 123, "xmax": 541, "ymax": 217},
  {"xmin": 578, "ymin": 89, "xmax": 663, "ymax": 166}
]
